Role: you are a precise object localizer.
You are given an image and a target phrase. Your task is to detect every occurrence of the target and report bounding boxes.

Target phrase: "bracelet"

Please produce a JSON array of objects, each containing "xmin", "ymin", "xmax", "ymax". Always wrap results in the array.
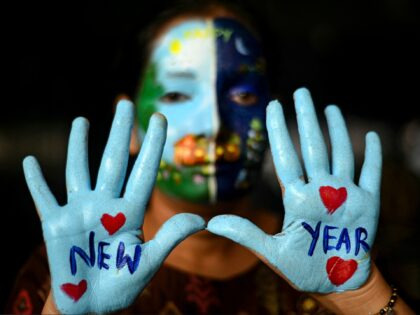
[{"xmin": 378, "ymin": 285, "xmax": 398, "ymax": 314}]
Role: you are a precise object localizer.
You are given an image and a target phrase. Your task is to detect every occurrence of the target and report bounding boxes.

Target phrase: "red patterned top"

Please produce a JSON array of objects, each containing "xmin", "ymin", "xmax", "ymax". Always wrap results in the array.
[{"xmin": 5, "ymin": 244, "xmax": 333, "ymax": 315}]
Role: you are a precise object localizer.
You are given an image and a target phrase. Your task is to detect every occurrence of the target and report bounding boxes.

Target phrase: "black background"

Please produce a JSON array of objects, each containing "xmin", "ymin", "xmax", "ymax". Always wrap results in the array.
[{"xmin": 3, "ymin": 0, "xmax": 420, "ymax": 311}]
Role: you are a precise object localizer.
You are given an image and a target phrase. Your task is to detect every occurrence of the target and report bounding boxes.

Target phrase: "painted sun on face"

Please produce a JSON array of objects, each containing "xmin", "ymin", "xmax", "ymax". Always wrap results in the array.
[{"xmin": 136, "ymin": 18, "xmax": 270, "ymax": 203}]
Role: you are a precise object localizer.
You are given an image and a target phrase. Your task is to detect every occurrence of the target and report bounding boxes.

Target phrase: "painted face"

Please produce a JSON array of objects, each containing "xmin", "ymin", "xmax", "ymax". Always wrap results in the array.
[{"xmin": 136, "ymin": 18, "xmax": 269, "ymax": 203}]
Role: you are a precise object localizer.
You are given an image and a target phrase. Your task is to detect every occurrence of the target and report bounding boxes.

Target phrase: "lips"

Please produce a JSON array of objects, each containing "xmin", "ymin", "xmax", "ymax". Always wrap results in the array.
[{"xmin": 174, "ymin": 134, "xmax": 241, "ymax": 166}]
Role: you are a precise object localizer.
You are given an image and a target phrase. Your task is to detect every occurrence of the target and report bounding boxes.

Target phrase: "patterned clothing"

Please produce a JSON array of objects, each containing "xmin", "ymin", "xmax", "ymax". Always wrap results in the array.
[{"xmin": 5, "ymin": 244, "xmax": 333, "ymax": 315}]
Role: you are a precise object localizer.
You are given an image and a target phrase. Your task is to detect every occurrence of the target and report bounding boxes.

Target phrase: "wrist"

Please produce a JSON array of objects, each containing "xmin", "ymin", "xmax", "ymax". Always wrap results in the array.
[
  {"xmin": 42, "ymin": 291, "xmax": 60, "ymax": 315},
  {"xmin": 311, "ymin": 263, "xmax": 391, "ymax": 314}
]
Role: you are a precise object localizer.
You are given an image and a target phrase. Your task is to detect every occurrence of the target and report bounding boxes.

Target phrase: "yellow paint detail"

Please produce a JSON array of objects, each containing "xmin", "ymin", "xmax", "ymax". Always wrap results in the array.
[
  {"xmin": 169, "ymin": 40, "xmax": 182, "ymax": 54},
  {"xmin": 183, "ymin": 27, "xmax": 233, "ymax": 42},
  {"xmin": 194, "ymin": 148, "xmax": 205, "ymax": 158}
]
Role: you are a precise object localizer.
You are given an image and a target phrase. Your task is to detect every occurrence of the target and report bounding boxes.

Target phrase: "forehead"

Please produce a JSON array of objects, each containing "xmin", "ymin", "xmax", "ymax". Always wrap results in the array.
[
  {"xmin": 151, "ymin": 18, "xmax": 263, "ymax": 72},
  {"xmin": 152, "ymin": 19, "xmax": 213, "ymax": 72}
]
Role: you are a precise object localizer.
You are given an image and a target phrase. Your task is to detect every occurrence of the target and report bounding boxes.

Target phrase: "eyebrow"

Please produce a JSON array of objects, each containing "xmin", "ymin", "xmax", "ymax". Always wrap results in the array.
[{"xmin": 165, "ymin": 71, "xmax": 196, "ymax": 79}]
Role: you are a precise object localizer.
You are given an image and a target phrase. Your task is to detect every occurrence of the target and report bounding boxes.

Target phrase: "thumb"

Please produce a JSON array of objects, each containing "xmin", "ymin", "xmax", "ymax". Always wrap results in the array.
[
  {"xmin": 207, "ymin": 215, "xmax": 277, "ymax": 261},
  {"xmin": 146, "ymin": 213, "xmax": 205, "ymax": 264}
]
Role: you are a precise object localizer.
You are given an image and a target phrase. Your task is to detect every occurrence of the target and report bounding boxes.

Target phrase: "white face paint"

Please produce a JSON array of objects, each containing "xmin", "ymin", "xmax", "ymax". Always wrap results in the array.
[{"xmin": 152, "ymin": 20, "xmax": 220, "ymax": 165}]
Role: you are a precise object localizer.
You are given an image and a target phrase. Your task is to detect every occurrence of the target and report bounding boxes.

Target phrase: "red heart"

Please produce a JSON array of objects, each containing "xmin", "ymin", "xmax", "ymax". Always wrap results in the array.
[
  {"xmin": 60, "ymin": 280, "xmax": 87, "ymax": 302},
  {"xmin": 326, "ymin": 256, "xmax": 358, "ymax": 286},
  {"xmin": 319, "ymin": 186, "xmax": 347, "ymax": 214},
  {"xmin": 101, "ymin": 212, "xmax": 126, "ymax": 235}
]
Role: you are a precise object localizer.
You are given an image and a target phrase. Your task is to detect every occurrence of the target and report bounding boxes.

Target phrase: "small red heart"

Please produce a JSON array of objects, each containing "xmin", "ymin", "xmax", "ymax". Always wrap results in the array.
[
  {"xmin": 319, "ymin": 186, "xmax": 347, "ymax": 214},
  {"xmin": 60, "ymin": 280, "xmax": 87, "ymax": 302},
  {"xmin": 326, "ymin": 256, "xmax": 358, "ymax": 286},
  {"xmin": 101, "ymin": 212, "xmax": 126, "ymax": 235}
]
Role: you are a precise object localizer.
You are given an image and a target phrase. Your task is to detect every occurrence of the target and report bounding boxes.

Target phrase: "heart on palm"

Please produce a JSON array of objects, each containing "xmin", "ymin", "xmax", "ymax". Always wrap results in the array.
[
  {"xmin": 101, "ymin": 212, "xmax": 126, "ymax": 235},
  {"xmin": 61, "ymin": 280, "xmax": 87, "ymax": 301},
  {"xmin": 326, "ymin": 256, "xmax": 357, "ymax": 286},
  {"xmin": 319, "ymin": 186, "xmax": 347, "ymax": 214}
]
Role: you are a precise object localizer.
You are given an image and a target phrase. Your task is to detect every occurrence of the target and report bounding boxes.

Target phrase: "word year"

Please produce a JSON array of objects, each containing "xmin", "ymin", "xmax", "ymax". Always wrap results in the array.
[{"xmin": 302, "ymin": 221, "xmax": 369, "ymax": 256}]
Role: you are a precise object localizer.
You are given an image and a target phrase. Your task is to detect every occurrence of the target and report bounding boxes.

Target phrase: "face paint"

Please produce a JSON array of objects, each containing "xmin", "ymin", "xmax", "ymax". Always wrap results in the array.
[{"xmin": 136, "ymin": 18, "xmax": 269, "ymax": 203}]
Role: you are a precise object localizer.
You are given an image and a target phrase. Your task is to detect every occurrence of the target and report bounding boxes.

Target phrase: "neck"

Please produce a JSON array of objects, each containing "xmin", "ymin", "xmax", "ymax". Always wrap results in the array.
[{"xmin": 144, "ymin": 188, "xmax": 279, "ymax": 279}]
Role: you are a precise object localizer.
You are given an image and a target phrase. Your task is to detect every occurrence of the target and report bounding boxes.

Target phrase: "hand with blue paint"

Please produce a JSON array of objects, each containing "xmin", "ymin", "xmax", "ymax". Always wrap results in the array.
[
  {"xmin": 207, "ymin": 87, "xmax": 382, "ymax": 293},
  {"xmin": 23, "ymin": 100, "xmax": 205, "ymax": 314}
]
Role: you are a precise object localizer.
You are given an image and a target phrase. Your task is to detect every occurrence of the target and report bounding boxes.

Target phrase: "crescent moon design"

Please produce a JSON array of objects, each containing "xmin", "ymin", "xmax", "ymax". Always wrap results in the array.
[{"xmin": 234, "ymin": 36, "xmax": 250, "ymax": 56}]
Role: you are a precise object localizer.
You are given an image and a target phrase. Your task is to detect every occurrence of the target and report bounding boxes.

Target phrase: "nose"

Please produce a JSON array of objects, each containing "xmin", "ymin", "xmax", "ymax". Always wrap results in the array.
[{"xmin": 192, "ymin": 87, "xmax": 221, "ymax": 140}]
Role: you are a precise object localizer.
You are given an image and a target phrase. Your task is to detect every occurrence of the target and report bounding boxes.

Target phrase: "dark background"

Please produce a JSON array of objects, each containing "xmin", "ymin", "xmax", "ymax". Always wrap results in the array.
[{"xmin": 3, "ymin": 0, "xmax": 420, "ymax": 311}]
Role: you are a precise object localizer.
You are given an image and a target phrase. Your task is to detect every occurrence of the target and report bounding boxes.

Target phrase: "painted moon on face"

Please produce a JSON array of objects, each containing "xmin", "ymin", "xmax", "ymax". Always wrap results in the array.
[{"xmin": 234, "ymin": 36, "xmax": 250, "ymax": 56}]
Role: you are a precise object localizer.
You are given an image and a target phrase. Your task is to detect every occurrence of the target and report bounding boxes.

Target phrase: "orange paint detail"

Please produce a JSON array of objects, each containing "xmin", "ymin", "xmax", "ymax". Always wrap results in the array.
[{"xmin": 174, "ymin": 135, "xmax": 241, "ymax": 166}]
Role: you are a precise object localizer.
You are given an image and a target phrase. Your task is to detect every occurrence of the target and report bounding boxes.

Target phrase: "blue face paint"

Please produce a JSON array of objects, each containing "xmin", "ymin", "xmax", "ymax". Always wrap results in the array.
[
  {"xmin": 214, "ymin": 18, "xmax": 269, "ymax": 200},
  {"xmin": 136, "ymin": 18, "xmax": 269, "ymax": 203}
]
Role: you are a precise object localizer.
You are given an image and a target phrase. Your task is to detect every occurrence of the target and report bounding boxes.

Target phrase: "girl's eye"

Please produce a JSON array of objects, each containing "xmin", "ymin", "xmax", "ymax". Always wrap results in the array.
[
  {"xmin": 229, "ymin": 90, "xmax": 259, "ymax": 106},
  {"xmin": 159, "ymin": 92, "xmax": 191, "ymax": 103}
]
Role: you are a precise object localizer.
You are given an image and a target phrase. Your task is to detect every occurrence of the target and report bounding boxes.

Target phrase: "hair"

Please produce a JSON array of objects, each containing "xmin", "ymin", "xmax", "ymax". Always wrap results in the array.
[{"xmin": 113, "ymin": 0, "xmax": 274, "ymax": 101}]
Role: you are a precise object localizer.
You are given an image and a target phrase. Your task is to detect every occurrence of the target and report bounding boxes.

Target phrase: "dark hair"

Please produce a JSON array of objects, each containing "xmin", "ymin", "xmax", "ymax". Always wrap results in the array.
[{"xmin": 113, "ymin": 0, "xmax": 273, "ymax": 100}]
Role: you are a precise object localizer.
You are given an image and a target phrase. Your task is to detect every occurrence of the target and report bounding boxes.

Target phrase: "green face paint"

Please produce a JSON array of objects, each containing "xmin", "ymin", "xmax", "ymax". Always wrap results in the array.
[
  {"xmin": 135, "ymin": 63, "xmax": 162, "ymax": 131},
  {"xmin": 157, "ymin": 160, "xmax": 210, "ymax": 202}
]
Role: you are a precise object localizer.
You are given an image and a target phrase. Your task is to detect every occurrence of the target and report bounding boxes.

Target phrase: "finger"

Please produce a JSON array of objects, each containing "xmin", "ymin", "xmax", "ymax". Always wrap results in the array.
[
  {"xmin": 324, "ymin": 105, "xmax": 354, "ymax": 179},
  {"xmin": 294, "ymin": 88, "xmax": 329, "ymax": 180},
  {"xmin": 124, "ymin": 113, "xmax": 167, "ymax": 206},
  {"xmin": 267, "ymin": 100, "xmax": 304, "ymax": 186},
  {"xmin": 66, "ymin": 117, "xmax": 91, "ymax": 201},
  {"xmin": 23, "ymin": 156, "xmax": 58, "ymax": 219},
  {"xmin": 95, "ymin": 100, "xmax": 134, "ymax": 196},
  {"xmin": 207, "ymin": 215, "xmax": 276, "ymax": 259},
  {"xmin": 146, "ymin": 213, "xmax": 205, "ymax": 264},
  {"xmin": 359, "ymin": 131, "xmax": 382, "ymax": 196}
]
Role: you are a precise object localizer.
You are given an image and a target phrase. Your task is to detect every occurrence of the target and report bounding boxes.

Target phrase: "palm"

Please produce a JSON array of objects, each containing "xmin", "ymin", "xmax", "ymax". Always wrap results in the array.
[
  {"xmin": 274, "ymin": 175, "xmax": 378, "ymax": 292},
  {"xmin": 24, "ymin": 101, "xmax": 205, "ymax": 314},
  {"xmin": 208, "ymin": 88, "xmax": 382, "ymax": 293}
]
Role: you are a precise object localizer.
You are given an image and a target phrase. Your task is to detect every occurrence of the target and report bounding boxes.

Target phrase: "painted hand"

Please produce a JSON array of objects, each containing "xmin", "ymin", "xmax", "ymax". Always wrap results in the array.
[
  {"xmin": 23, "ymin": 101, "xmax": 205, "ymax": 314},
  {"xmin": 207, "ymin": 87, "xmax": 382, "ymax": 293}
]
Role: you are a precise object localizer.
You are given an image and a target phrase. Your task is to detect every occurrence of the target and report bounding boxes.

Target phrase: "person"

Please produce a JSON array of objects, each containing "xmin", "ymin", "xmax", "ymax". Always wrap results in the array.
[{"xmin": 5, "ymin": 1, "xmax": 416, "ymax": 314}]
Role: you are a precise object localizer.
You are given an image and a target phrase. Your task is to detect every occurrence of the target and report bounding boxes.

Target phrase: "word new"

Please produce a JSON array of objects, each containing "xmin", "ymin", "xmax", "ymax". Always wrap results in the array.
[
  {"xmin": 302, "ymin": 221, "xmax": 370, "ymax": 256},
  {"xmin": 69, "ymin": 231, "xmax": 141, "ymax": 275}
]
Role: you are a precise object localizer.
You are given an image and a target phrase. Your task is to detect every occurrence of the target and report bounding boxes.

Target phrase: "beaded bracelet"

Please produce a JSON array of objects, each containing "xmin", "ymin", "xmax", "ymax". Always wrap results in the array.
[{"xmin": 378, "ymin": 286, "xmax": 398, "ymax": 315}]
